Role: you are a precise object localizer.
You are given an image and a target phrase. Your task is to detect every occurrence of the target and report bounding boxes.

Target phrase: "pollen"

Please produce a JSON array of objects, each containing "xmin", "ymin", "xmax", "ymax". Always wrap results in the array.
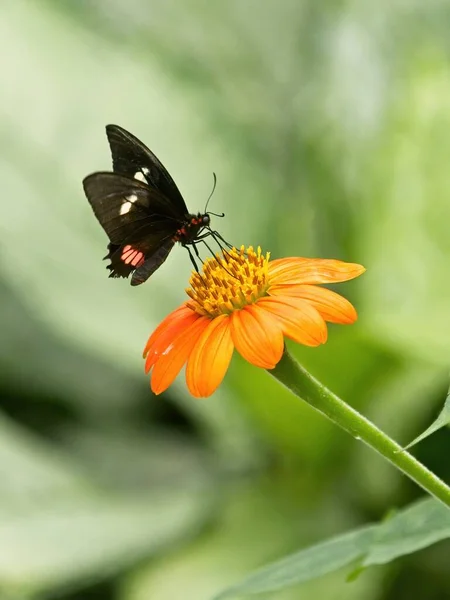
[{"xmin": 186, "ymin": 245, "xmax": 270, "ymax": 317}]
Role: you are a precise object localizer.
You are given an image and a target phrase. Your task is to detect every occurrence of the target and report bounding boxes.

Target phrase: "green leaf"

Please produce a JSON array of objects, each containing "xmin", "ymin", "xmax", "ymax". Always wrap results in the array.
[
  {"xmin": 403, "ymin": 385, "xmax": 450, "ymax": 449},
  {"xmin": 214, "ymin": 525, "xmax": 376, "ymax": 599},
  {"xmin": 362, "ymin": 498, "xmax": 450, "ymax": 566},
  {"xmin": 214, "ymin": 498, "xmax": 450, "ymax": 598}
]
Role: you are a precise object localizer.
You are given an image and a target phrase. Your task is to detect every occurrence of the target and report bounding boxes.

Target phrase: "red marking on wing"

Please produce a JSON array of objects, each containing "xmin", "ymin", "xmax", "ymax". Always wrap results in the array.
[
  {"xmin": 121, "ymin": 245, "xmax": 145, "ymax": 267},
  {"xmin": 131, "ymin": 252, "xmax": 145, "ymax": 267}
]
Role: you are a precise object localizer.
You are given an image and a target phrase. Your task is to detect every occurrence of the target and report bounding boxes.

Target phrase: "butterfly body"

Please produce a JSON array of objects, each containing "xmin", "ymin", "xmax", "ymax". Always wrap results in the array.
[
  {"xmin": 83, "ymin": 125, "xmax": 212, "ymax": 286},
  {"xmin": 173, "ymin": 212, "xmax": 210, "ymax": 244}
]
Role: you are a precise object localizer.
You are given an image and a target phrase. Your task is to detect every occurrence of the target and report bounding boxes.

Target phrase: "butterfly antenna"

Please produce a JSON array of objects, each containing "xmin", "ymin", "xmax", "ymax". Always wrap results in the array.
[{"xmin": 204, "ymin": 172, "xmax": 217, "ymax": 213}]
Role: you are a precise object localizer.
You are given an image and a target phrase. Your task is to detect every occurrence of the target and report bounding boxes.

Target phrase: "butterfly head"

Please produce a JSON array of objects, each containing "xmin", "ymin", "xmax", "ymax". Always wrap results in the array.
[
  {"xmin": 172, "ymin": 213, "xmax": 209, "ymax": 244},
  {"xmin": 190, "ymin": 212, "xmax": 210, "ymax": 229}
]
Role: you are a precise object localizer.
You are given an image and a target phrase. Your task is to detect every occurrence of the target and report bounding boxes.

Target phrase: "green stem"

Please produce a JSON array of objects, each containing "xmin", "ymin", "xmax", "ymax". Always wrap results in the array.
[{"xmin": 269, "ymin": 348, "xmax": 450, "ymax": 509}]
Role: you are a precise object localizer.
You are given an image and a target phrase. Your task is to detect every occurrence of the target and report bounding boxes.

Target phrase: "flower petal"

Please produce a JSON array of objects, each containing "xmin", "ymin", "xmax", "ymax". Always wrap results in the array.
[
  {"xmin": 257, "ymin": 296, "xmax": 327, "ymax": 346},
  {"xmin": 186, "ymin": 315, "xmax": 234, "ymax": 398},
  {"xmin": 269, "ymin": 285, "xmax": 358, "ymax": 324},
  {"xmin": 230, "ymin": 304, "xmax": 284, "ymax": 369},
  {"xmin": 144, "ymin": 305, "xmax": 199, "ymax": 373},
  {"xmin": 151, "ymin": 316, "xmax": 210, "ymax": 395},
  {"xmin": 269, "ymin": 258, "xmax": 365, "ymax": 285}
]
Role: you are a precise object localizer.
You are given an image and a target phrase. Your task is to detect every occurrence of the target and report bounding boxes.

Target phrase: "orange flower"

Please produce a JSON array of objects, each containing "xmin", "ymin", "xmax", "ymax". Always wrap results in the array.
[{"xmin": 143, "ymin": 246, "xmax": 365, "ymax": 398}]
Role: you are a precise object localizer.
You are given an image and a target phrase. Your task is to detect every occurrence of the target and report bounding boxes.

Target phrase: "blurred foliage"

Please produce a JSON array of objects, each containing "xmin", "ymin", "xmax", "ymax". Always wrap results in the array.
[
  {"xmin": 1, "ymin": 0, "xmax": 450, "ymax": 599},
  {"xmin": 216, "ymin": 497, "xmax": 450, "ymax": 599}
]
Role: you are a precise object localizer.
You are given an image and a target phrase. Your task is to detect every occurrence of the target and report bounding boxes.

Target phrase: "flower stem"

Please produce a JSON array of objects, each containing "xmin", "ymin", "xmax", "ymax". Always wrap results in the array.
[{"xmin": 269, "ymin": 348, "xmax": 450, "ymax": 509}]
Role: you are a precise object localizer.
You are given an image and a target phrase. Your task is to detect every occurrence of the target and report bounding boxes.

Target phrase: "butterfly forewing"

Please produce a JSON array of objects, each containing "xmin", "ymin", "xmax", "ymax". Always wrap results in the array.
[
  {"xmin": 106, "ymin": 124, "xmax": 188, "ymax": 217},
  {"xmin": 83, "ymin": 172, "xmax": 180, "ymax": 244}
]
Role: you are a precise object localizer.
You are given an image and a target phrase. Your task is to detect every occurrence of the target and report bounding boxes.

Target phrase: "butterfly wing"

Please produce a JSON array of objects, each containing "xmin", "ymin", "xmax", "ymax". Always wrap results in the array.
[
  {"xmin": 83, "ymin": 172, "xmax": 178, "ymax": 282},
  {"xmin": 83, "ymin": 172, "xmax": 181, "ymax": 242},
  {"xmin": 106, "ymin": 124, "xmax": 188, "ymax": 217}
]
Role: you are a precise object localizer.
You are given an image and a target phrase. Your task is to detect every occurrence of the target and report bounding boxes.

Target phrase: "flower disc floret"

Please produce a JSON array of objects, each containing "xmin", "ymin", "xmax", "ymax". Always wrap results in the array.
[{"xmin": 186, "ymin": 246, "xmax": 270, "ymax": 317}]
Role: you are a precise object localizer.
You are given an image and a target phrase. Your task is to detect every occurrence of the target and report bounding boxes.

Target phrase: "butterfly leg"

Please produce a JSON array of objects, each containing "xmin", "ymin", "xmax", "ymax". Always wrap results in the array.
[
  {"xmin": 202, "ymin": 231, "xmax": 235, "ymax": 264},
  {"xmin": 210, "ymin": 230, "xmax": 234, "ymax": 250},
  {"xmin": 196, "ymin": 230, "xmax": 234, "ymax": 255},
  {"xmin": 185, "ymin": 244, "xmax": 201, "ymax": 273},
  {"xmin": 197, "ymin": 237, "xmax": 239, "ymax": 280}
]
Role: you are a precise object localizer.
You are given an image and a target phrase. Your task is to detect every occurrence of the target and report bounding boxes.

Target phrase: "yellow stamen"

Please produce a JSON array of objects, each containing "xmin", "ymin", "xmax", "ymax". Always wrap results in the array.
[{"xmin": 186, "ymin": 246, "xmax": 271, "ymax": 317}]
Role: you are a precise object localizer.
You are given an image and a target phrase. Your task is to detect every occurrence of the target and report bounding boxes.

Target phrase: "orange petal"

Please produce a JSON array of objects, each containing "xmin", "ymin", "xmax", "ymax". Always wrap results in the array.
[
  {"xmin": 186, "ymin": 315, "xmax": 234, "ymax": 398},
  {"xmin": 230, "ymin": 304, "xmax": 284, "ymax": 369},
  {"xmin": 270, "ymin": 284, "xmax": 358, "ymax": 324},
  {"xmin": 269, "ymin": 258, "xmax": 365, "ymax": 285},
  {"xmin": 257, "ymin": 296, "xmax": 327, "ymax": 346},
  {"xmin": 143, "ymin": 305, "xmax": 194, "ymax": 357},
  {"xmin": 144, "ymin": 306, "xmax": 199, "ymax": 373},
  {"xmin": 151, "ymin": 316, "xmax": 210, "ymax": 395}
]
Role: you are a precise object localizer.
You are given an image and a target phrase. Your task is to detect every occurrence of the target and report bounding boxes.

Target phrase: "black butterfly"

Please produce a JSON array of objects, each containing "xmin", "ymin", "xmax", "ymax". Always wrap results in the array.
[{"xmin": 83, "ymin": 124, "xmax": 226, "ymax": 286}]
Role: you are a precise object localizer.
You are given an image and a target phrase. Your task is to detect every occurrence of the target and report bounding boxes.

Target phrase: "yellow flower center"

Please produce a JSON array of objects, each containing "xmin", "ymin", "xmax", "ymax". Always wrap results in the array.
[{"xmin": 186, "ymin": 245, "xmax": 270, "ymax": 317}]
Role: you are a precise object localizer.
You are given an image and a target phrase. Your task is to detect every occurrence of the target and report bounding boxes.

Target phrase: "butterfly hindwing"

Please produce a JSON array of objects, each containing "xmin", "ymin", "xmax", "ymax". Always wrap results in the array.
[
  {"xmin": 105, "ymin": 236, "xmax": 175, "ymax": 284},
  {"xmin": 106, "ymin": 124, "xmax": 188, "ymax": 217},
  {"xmin": 105, "ymin": 243, "xmax": 140, "ymax": 278},
  {"xmin": 130, "ymin": 238, "xmax": 175, "ymax": 286}
]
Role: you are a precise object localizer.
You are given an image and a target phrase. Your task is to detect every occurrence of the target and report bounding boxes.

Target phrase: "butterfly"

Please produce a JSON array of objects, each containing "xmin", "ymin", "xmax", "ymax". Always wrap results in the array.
[{"xmin": 83, "ymin": 124, "xmax": 226, "ymax": 286}]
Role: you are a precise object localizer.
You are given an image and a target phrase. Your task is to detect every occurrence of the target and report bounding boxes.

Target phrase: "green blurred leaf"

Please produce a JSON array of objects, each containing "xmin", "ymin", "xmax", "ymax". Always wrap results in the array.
[
  {"xmin": 0, "ymin": 415, "xmax": 88, "ymax": 504},
  {"xmin": 125, "ymin": 480, "xmax": 303, "ymax": 600},
  {"xmin": 0, "ymin": 490, "xmax": 211, "ymax": 598},
  {"xmin": 0, "ymin": 281, "xmax": 144, "ymax": 418},
  {"xmin": 214, "ymin": 498, "xmax": 450, "ymax": 598},
  {"xmin": 214, "ymin": 525, "xmax": 375, "ymax": 599},
  {"xmin": 362, "ymin": 498, "xmax": 450, "ymax": 567},
  {"xmin": 403, "ymin": 385, "xmax": 450, "ymax": 450},
  {"xmin": 0, "ymin": 415, "xmax": 214, "ymax": 597},
  {"xmin": 56, "ymin": 425, "xmax": 212, "ymax": 491},
  {"xmin": 124, "ymin": 478, "xmax": 379, "ymax": 600},
  {"xmin": 362, "ymin": 50, "xmax": 450, "ymax": 364}
]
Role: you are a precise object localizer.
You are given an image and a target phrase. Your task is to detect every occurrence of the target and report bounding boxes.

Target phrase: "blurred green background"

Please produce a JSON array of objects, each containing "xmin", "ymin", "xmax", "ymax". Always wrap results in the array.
[{"xmin": 1, "ymin": 1, "xmax": 450, "ymax": 599}]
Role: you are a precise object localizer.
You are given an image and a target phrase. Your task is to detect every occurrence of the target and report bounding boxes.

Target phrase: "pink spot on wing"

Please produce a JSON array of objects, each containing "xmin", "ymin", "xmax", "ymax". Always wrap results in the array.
[
  {"xmin": 131, "ymin": 251, "xmax": 145, "ymax": 267},
  {"xmin": 121, "ymin": 246, "xmax": 135, "ymax": 261},
  {"xmin": 124, "ymin": 251, "xmax": 137, "ymax": 265},
  {"xmin": 121, "ymin": 246, "xmax": 145, "ymax": 267}
]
